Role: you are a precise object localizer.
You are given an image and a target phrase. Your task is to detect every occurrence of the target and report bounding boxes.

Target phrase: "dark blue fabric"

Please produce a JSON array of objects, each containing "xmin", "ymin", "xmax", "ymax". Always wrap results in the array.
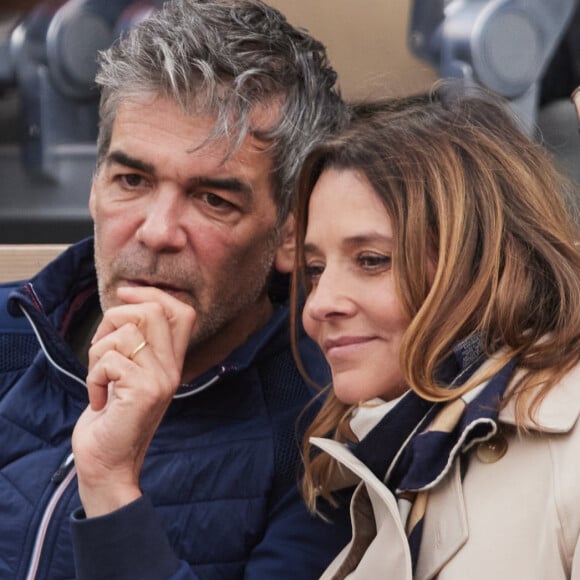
[
  {"xmin": 350, "ymin": 391, "xmax": 436, "ymax": 482},
  {"xmin": 0, "ymin": 283, "xmax": 39, "ymax": 373},
  {"xmin": 394, "ymin": 357, "xmax": 517, "ymax": 572},
  {"xmin": 392, "ymin": 357, "xmax": 517, "ymax": 493},
  {"xmin": 71, "ymin": 497, "xmax": 181, "ymax": 580},
  {"xmin": 351, "ymin": 332, "xmax": 517, "ymax": 573},
  {"xmin": 407, "ymin": 518, "xmax": 424, "ymax": 571},
  {"xmin": 0, "ymin": 239, "xmax": 351, "ymax": 580},
  {"xmin": 352, "ymin": 333, "xmax": 487, "ymax": 484}
]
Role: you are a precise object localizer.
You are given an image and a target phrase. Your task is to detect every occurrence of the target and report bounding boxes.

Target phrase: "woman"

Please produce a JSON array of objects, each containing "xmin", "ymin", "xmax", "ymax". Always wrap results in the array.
[{"xmin": 291, "ymin": 87, "xmax": 580, "ymax": 579}]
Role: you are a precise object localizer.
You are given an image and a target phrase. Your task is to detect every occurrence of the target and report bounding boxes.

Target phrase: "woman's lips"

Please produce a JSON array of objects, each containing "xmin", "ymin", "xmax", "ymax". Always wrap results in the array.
[{"xmin": 323, "ymin": 336, "xmax": 375, "ymax": 358}]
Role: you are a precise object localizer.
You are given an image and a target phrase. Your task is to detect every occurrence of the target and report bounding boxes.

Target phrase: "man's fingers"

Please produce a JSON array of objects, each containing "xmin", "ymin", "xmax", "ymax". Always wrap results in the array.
[
  {"xmin": 86, "ymin": 354, "xmax": 123, "ymax": 411},
  {"xmin": 86, "ymin": 286, "xmax": 196, "ymax": 415},
  {"xmin": 86, "ymin": 349, "xmax": 176, "ymax": 411},
  {"xmin": 91, "ymin": 305, "xmax": 182, "ymax": 372},
  {"xmin": 116, "ymin": 286, "xmax": 196, "ymax": 357},
  {"xmin": 89, "ymin": 322, "xmax": 147, "ymax": 366},
  {"xmin": 92, "ymin": 286, "xmax": 196, "ymax": 364}
]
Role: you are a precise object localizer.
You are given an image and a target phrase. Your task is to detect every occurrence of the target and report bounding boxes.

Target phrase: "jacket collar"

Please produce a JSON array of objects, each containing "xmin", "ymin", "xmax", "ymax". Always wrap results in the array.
[
  {"xmin": 351, "ymin": 358, "xmax": 580, "ymax": 442},
  {"xmin": 177, "ymin": 303, "xmax": 293, "ymax": 397},
  {"xmin": 500, "ymin": 361, "xmax": 580, "ymax": 432},
  {"xmin": 311, "ymin": 437, "xmax": 414, "ymax": 579},
  {"xmin": 417, "ymin": 361, "xmax": 580, "ymax": 580},
  {"xmin": 7, "ymin": 238, "xmax": 97, "ymax": 380},
  {"xmin": 7, "ymin": 237, "xmax": 305, "ymax": 399},
  {"xmin": 337, "ymin": 360, "xmax": 580, "ymax": 580}
]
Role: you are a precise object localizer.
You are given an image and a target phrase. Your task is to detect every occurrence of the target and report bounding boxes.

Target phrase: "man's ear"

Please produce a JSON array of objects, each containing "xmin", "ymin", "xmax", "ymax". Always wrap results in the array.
[
  {"xmin": 572, "ymin": 86, "xmax": 580, "ymax": 123},
  {"xmin": 88, "ymin": 180, "xmax": 97, "ymax": 220},
  {"xmin": 274, "ymin": 214, "xmax": 296, "ymax": 274}
]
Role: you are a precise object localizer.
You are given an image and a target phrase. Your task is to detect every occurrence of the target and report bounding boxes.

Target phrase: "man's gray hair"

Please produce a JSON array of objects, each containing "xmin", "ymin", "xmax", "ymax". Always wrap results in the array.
[{"xmin": 95, "ymin": 0, "xmax": 344, "ymax": 223}]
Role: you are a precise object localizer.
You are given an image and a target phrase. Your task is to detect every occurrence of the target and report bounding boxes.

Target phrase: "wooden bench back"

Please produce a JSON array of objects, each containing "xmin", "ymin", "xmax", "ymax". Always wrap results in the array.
[{"xmin": 0, "ymin": 244, "xmax": 69, "ymax": 283}]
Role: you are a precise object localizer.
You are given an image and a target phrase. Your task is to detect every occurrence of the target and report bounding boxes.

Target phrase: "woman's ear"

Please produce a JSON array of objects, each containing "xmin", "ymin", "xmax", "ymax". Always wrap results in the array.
[{"xmin": 274, "ymin": 214, "xmax": 296, "ymax": 273}]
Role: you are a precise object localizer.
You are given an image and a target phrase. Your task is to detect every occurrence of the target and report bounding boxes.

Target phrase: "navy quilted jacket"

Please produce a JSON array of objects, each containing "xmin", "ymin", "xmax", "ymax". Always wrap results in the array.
[{"xmin": 0, "ymin": 238, "xmax": 351, "ymax": 579}]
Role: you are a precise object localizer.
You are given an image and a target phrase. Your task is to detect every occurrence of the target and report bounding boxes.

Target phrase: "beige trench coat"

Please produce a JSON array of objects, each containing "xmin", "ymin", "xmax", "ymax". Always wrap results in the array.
[{"xmin": 313, "ymin": 362, "xmax": 580, "ymax": 580}]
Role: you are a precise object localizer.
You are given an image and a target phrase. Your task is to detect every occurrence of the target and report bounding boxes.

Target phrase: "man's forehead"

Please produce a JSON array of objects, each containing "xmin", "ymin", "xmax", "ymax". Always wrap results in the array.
[{"xmin": 111, "ymin": 95, "xmax": 276, "ymax": 162}]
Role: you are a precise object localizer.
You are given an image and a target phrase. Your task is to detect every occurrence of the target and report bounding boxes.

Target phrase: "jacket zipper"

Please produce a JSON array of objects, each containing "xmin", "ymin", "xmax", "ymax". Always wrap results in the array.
[
  {"xmin": 17, "ymin": 300, "xmax": 225, "ymax": 577},
  {"xmin": 19, "ymin": 305, "xmax": 86, "ymax": 580},
  {"xmin": 25, "ymin": 456, "xmax": 77, "ymax": 580}
]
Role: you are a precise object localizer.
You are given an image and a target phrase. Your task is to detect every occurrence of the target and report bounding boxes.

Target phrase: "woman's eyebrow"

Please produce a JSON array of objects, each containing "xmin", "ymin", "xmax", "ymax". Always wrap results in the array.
[{"xmin": 304, "ymin": 232, "xmax": 392, "ymax": 252}]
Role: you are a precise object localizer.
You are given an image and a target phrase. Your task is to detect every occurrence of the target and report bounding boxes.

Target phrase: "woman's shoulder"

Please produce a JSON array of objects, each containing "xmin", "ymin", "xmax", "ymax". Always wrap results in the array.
[{"xmin": 500, "ymin": 360, "xmax": 580, "ymax": 433}]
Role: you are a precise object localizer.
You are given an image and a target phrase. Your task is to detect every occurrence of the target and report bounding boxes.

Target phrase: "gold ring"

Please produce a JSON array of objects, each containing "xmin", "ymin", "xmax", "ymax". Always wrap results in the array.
[{"xmin": 128, "ymin": 340, "xmax": 148, "ymax": 361}]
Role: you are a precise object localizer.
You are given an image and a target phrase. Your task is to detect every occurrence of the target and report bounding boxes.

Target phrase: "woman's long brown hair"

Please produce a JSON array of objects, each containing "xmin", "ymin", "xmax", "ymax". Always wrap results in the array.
[{"xmin": 291, "ymin": 85, "xmax": 580, "ymax": 513}]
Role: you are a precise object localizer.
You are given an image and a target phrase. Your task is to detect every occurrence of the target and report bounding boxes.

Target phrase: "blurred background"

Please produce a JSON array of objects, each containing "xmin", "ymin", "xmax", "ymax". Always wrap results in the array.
[{"xmin": 0, "ymin": 0, "xmax": 579, "ymax": 244}]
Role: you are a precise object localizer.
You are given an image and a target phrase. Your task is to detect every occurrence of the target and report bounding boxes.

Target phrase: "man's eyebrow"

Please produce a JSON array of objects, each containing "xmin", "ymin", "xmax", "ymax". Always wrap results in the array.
[
  {"xmin": 106, "ymin": 150, "xmax": 155, "ymax": 175},
  {"xmin": 106, "ymin": 150, "xmax": 253, "ymax": 200},
  {"xmin": 188, "ymin": 177, "xmax": 253, "ymax": 200}
]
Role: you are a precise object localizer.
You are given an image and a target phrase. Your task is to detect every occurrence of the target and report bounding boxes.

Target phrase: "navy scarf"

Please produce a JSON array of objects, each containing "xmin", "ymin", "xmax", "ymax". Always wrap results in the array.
[{"xmin": 350, "ymin": 335, "xmax": 517, "ymax": 570}]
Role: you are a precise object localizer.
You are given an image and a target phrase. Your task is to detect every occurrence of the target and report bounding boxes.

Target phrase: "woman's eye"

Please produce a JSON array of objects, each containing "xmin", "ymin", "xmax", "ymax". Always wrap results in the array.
[
  {"xmin": 304, "ymin": 263, "xmax": 324, "ymax": 283},
  {"xmin": 358, "ymin": 254, "xmax": 391, "ymax": 269}
]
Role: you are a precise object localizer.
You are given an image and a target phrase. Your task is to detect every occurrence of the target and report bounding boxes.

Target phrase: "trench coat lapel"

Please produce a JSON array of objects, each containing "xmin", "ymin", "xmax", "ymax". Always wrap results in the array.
[
  {"xmin": 414, "ymin": 460, "xmax": 468, "ymax": 580},
  {"xmin": 312, "ymin": 437, "xmax": 413, "ymax": 579}
]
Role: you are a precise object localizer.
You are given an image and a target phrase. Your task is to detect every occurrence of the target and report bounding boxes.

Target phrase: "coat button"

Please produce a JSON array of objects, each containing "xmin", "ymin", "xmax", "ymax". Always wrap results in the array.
[{"xmin": 476, "ymin": 432, "xmax": 508, "ymax": 463}]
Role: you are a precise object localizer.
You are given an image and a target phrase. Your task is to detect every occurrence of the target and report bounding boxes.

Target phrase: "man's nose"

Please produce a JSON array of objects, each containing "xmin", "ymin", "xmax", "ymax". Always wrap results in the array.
[{"xmin": 136, "ymin": 190, "xmax": 188, "ymax": 251}]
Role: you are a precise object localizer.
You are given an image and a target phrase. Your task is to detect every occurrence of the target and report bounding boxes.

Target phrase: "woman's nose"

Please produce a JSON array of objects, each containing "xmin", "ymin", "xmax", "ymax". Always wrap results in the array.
[{"xmin": 304, "ymin": 267, "xmax": 354, "ymax": 321}]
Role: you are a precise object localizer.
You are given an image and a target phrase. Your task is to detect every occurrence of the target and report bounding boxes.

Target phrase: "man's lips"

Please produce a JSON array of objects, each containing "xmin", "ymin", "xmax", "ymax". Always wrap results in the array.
[{"xmin": 123, "ymin": 279, "xmax": 185, "ymax": 294}]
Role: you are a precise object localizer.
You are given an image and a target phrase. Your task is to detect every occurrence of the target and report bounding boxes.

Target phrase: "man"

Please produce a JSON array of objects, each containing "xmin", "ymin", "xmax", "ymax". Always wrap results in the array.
[
  {"xmin": 573, "ymin": 85, "xmax": 580, "ymax": 122},
  {"xmin": 0, "ymin": 1, "xmax": 351, "ymax": 578}
]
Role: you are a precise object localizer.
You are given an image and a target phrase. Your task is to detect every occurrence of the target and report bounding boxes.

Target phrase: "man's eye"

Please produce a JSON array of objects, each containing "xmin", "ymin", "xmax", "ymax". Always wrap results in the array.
[
  {"xmin": 119, "ymin": 174, "xmax": 144, "ymax": 188},
  {"xmin": 202, "ymin": 192, "xmax": 236, "ymax": 210}
]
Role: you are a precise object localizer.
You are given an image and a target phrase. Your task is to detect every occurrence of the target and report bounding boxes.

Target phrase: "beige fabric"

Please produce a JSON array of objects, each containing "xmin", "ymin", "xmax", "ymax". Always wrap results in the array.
[
  {"xmin": 313, "ymin": 362, "xmax": 580, "ymax": 579},
  {"xmin": 0, "ymin": 244, "xmax": 68, "ymax": 282},
  {"xmin": 313, "ymin": 437, "xmax": 413, "ymax": 580}
]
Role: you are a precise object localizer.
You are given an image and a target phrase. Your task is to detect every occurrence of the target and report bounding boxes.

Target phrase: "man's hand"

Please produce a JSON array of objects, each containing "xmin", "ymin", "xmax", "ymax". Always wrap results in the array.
[{"xmin": 72, "ymin": 286, "xmax": 196, "ymax": 518}]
